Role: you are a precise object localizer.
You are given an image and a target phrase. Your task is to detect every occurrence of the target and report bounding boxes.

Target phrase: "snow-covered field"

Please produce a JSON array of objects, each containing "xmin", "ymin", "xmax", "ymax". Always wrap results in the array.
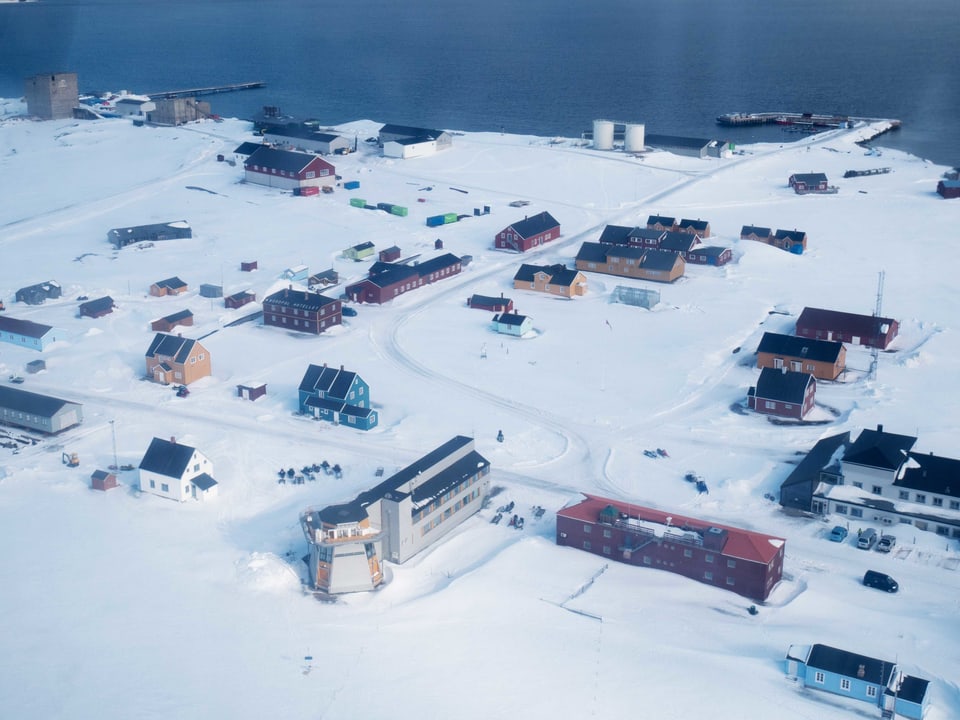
[{"xmin": 1, "ymin": 97, "xmax": 958, "ymax": 719}]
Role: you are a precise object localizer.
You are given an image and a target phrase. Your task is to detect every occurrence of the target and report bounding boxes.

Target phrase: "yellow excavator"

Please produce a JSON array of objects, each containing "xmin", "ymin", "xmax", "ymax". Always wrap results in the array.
[{"xmin": 62, "ymin": 452, "xmax": 79, "ymax": 468}]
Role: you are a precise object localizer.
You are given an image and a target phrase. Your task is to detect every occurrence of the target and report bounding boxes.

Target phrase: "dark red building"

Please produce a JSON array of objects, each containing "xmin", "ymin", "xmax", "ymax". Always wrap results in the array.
[
  {"xmin": 243, "ymin": 147, "xmax": 335, "ymax": 191},
  {"xmin": 262, "ymin": 287, "xmax": 341, "ymax": 335},
  {"xmin": 747, "ymin": 367, "xmax": 817, "ymax": 420},
  {"xmin": 796, "ymin": 306, "xmax": 899, "ymax": 349},
  {"xmin": 225, "ymin": 290, "xmax": 256, "ymax": 309},
  {"xmin": 345, "ymin": 253, "xmax": 462, "ymax": 305},
  {"xmin": 467, "ymin": 294, "xmax": 513, "ymax": 313},
  {"xmin": 495, "ymin": 211, "xmax": 560, "ymax": 252},
  {"xmin": 556, "ymin": 494, "xmax": 785, "ymax": 601},
  {"xmin": 788, "ymin": 173, "xmax": 830, "ymax": 194}
]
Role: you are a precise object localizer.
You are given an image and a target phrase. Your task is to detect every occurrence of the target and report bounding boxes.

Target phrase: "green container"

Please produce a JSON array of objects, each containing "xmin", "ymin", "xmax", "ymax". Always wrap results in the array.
[
  {"xmin": 443, "ymin": 213, "xmax": 458, "ymax": 224},
  {"xmin": 349, "ymin": 198, "xmax": 366, "ymax": 208},
  {"xmin": 390, "ymin": 205, "xmax": 408, "ymax": 217}
]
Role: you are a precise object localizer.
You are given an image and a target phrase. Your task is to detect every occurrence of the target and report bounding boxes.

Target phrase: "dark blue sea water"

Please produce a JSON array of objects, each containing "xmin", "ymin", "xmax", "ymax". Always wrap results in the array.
[{"xmin": 1, "ymin": 0, "xmax": 958, "ymax": 165}]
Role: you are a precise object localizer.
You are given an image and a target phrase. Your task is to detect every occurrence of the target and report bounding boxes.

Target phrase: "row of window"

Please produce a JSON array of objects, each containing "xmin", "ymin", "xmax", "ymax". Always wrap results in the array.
[
  {"xmin": 2, "ymin": 334, "xmax": 43, "ymax": 345},
  {"xmin": 0, "ymin": 410, "xmax": 50, "ymax": 425},
  {"xmin": 811, "ymin": 672, "xmax": 878, "ymax": 696},
  {"xmin": 846, "ymin": 482, "xmax": 959, "ymax": 507},
  {"xmin": 413, "ymin": 475, "xmax": 481, "ymax": 524},
  {"xmin": 834, "ymin": 503, "xmax": 960, "ymax": 537}
]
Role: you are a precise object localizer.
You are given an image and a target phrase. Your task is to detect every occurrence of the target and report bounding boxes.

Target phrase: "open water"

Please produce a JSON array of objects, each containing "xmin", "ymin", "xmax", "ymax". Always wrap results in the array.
[{"xmin": 1, "ymin": 0, "xmax": 958, "ymax": 165}]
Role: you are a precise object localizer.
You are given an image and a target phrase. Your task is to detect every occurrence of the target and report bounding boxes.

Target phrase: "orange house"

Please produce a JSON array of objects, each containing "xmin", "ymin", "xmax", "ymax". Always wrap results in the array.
[
  {"xmin": 512, "ymin": 263, "xmax": 587, "ymax": 298},
  {"xmin": 145, "ymin": 333, "xmax": 211, "ymax": 385},
  {"xmin": 150, "ymin": 276, "xmax": 188, "ymax": 297}
]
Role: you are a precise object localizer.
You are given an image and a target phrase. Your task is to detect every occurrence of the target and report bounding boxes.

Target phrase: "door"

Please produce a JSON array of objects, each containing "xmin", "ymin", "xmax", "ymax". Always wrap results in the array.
[{"xmin": 851, "ymin": 336, "xmax": 860, "ymax": 345}]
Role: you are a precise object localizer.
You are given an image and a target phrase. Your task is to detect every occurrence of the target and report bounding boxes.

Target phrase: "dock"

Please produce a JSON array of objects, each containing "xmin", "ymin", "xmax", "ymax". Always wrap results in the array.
[
  {"xmin": 717, "ymin": 111, "xmax": 901, "ymax": 131},
  {"xmin": 146, "ymin": 81, "xmax": 265, "ymax": 100}
]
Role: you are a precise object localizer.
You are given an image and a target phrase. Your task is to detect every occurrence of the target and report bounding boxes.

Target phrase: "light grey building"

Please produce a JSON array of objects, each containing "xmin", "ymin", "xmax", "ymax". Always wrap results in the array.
[
  {"xmin": 24, "ymin": 72, "xmax": 78, "ymax": 120},
  {"xmin": 300, "ymin": 435, "xmax": 491, "ymax": 594},
  {"xmin": 0, "ymin": 385, "xmax": 83, "ymax": 434}
]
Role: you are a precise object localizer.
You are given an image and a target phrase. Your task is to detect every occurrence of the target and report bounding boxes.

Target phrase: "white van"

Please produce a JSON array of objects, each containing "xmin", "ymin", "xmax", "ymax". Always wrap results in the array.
[{"xmin": 857, "ymin": 528, "xmax": 878, "ymax": 550}]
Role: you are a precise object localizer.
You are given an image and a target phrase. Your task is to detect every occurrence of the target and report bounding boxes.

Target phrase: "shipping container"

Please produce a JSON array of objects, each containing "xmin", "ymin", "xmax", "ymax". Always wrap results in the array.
[
  {"xmin": 299, "ymin": 185, "xmax": 320, "ymax": 196},
  {"xmin": 444, "ymin": 213, "xmax": 459, "ymax": 224},
  {"xmin": 390, "ymin": 205, "xmax": 408, "ymax": 217},
  {"xmin": 343, "ymin": 180, "xmax": 361, "ymax": 190},
  {"xmin": 376, "ymin": 202, "xmax": 394, "ymax": 212},
  {"xmin": 426, "ymin": 215, "xmax": 446, "ymax": 227},
  {"xmin": 350, "ymin": 198, "xmax": 367, "ymax": 208}
]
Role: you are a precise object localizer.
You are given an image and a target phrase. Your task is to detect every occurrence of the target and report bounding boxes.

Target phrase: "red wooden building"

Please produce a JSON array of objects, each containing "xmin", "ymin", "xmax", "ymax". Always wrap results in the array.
[
  {"xmin": 262, "ymin": 287, "xmax": 342, "ymax": 335},
  {"xmin": 748, "ymin": 367, "xmax": 817, "ymax": 420},
  {"xmin": 937, "ymin": 180, "xmax": 960, "ymax": 199},
  {"xmin": 796, "ymin": 307, "xmax": 899, "ymax": 349},
  {"xmin": 346, "ymin": 253, "xmax": 462, "ymax": 304},
  {"xmin": 788, "ymin": 173, "xmax": 830, "ymax": 194},
  {"xmin": 240, "ymin": 260, "xmax": 258, "ymax": 272},
  {"xmin": 91, "ymin": 470, "xmax": 118, "ymax": 491},
  {"xmin": 225, "ymin": 290, "xmax": 256, "ymax": 309},
  {"xmin": 236, "ymin": 383, "xmax": 267, "ymax": 401},
  {"xmin": 243, "ymin": 147, "xmax": 335, "ymax": 192},
  {"xmin": 556, "ymin": 494, "xmax": 785, "ymax": 601},
  {"xmin": 467, "ymin": 294, "xmax": 514, "ymax": 313},
  {"xmin": 495, "ymin": 211, "xmax": 560, "ymax": 252},
  {"xmin": 150, "ymin": 309, "xmax": 193, "ymax": 333}
]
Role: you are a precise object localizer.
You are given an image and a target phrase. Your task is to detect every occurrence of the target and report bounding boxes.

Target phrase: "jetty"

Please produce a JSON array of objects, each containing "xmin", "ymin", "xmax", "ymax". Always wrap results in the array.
[
  {"xmin": 717, "ymin": 111, "xmax": 901, "ymax": 132},
  {"xmin": 146, "ymin": 81, "xmax": 265, "ymax": 100}
]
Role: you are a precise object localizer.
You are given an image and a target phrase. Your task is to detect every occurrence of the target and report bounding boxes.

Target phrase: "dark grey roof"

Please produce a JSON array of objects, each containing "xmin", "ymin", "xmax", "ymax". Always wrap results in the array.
[
  {"xmin": 233, "ymin": 141, "xmax": 263, "ymax": 156},
  {"xmin": 694, "ymin": 246, "xmax": 731, "ymax": 258},
  {"xmin": 659, "ymin": 231, "xmax": 698, "ymax": 252},
  {"xmin": 844, "ymin": 426, "xmax": 917, "ymax": 470},
  {"xmin": 469, "ymin": 294, "xmax": 511, "ymax": 308},
  {"xmin": 0, "ymin": 385, "xmax": 79, "ymax": 418},
  {"xmin": 646, "ymin": 134, "xmax": 711, "ymax": 150},
  {"xmin": 191, "ymin": 473, "xmax": 217, "ymax": 491},
  {"xmin": 678, "ymin": 218, "xmax": 709, "ymax": 232},
  {"xmin": 630, "ymin": 227, "xmax": 666, "ymax": 243},
  {"xmin": 756, "ymin": 332, "xmax": 843, "ymax": 363},
  {"xmin": 779, "ymin": 432, "xmax": 850, "ymax": 509},
  {"xmin": 647, "ymin": 215, "xmax": 675, "ymax": 227},
  {"xmin": 350, "ymin": 241, "xmax": 375, "ymax": 252},
  {"xmin": 245, "ymin": 146, "xmax": 323, "ymax": 173},
  {"xmin": 145, "ymin": 333, "xmax": 201, "ymax": 363},
  {"xmin": 576, "ymin": 242, "xmax": 616, "ymax": 263},
  {"xmin": 360, "ymin": 265, "xmax": 420, "ymax": 289},
  {"xmin": 379, "ymin": 123, "xmax": 445, "ymax": 139},
  {"xmin": 897, "ymin": 453, "xmax": 960, "ymax": 498},
  {"xmin": 138, "ymin": 437, "xmax": 196, "ymax": 478},
  {"xmin": 513, "ymin": 263, "xmax": 579, "ymax": 286},
  {"xmin": 108, "ymin": 221, "xmax": 191, "ymax": 245},
  {"xmin": 506, "ymin": 211, "xmax": 560, "ymax": 239},
  {"xmin": 0, "ymin": 316, "xmax": 55, "ymax": 339},
  {"xmin": 774, "ymin": 229, "xmax": 807, "ymax": 241},
  {"xmin": 415, "ymin": 253, "xmax": 461, "ymax": 276},
  {"xmin": 644, "ymin": 250, "xmax": 685, "ymax": 271},
  {"xmin": 154, "ymin": 276, "xmax": 186, "ymax": 290},
  {"xmin": 264, "ymin": 288, "xmax": 338, "ymax": 311},
  {"xmin": 598, "ymin": 225, "xmax": 633, "ymax": 244},
  {"xmin": 806, "ymin": 644, "xmax": 894, "ymax": 686},
  {"xmin": 887, "ymin": 675, "xmax": 930, "ymax": 704},
  {"xmin": 797, "ymin": 307, "xmax": 897, "ymax": 338},
  {"xmin": 299, "ymin": 364, "xmax": 359, "ymax": 400},
  {"xmin": 79, "ymin": 296, "xmax": 115, "ymax": 316},
  {"xmin": 755, "ymin": 367, "xmax": 814, "ymax": 403},
  {"xmin": 741, "ymin": 225, "xmax": 771, "ymax": 237},
  {"xmin": 304, "ymin": 394, "xmax": 374, "ymax": 419},
  {"xmin": 791, "ymin": 172, "xmax": 828, "ymax": 184},
  {"xmin": 161, "ymin": 309, "xmax": 193, "ymax": 323},
  {"xmin": 494, "ymin": 312, "xmax": 529, "ymax": 326}
]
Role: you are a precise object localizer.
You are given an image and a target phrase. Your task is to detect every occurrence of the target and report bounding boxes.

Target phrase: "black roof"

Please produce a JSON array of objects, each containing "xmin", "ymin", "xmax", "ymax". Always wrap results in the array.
[
  {"xmin": 659, "ymin": 231, "xmax": 698, "ymax": 252},
  {"xmin": 844, "ymin": 426, "xmax": 917, "ymax": 470},
  {"xmin": 887, "ymin": 675, "xmax": 930, "ymax": 704},
  {"xmin": 647, "ymin": 214, "xmax": 675, "ymax": 227},
  {"xmin": 513, "ymin": 263, "xmax": 580, "ymax": 287},
  {"xmin": 139, "ymin": 437, "xmax": 197, "ymax": 478},
  {"xmin": 161, "ymin": 309, "xmax": 193, "ymax": 323},
  {"xmin": 469, "ymin": 294, "xmax": 511, "ymax": 308},
  {"xmin": 576, "ymin": 241, "xmax": 618, "ymax": 263},
  {"xmin": 79, "ymin": 296, "xmax": 115, "ymax": 315},
  {"xmin": 598, "ymin": 225, "xmax": 633, "ymax": 244},
  {"xmin": 299, "ymin": 363, "xmax": 360, "ymax": 400},
  {"xmin": 806, "ymin": 644, "xmax": 894, "ymax": 687},
  {"xmin": 741, "ymin": 225, "xmax": 771, "ymax": 237},
  {"xmin": 755, "ymin": 367, "xmax": 814, "ymax": 403},
  {"xmin": 756, "ymin": 332, "xmax": 843, "ymax": 363},
  {"xmin": 153, "ymin": 276, "xmax": 186, "ymax": 289},
  {"xmin": 360, "ymin": 265, "xmax": 420, "ymax": 289},
  {"xmin": 0, "ymin": 385, "xmax": 80, "ymax": 418},
  {"xmin": 192, "ymin": 473, "xmax": 217, "ymax": 491},
  {"xmin": 694, "ymin": 246, "xmax": 731, "ymax": 258},
  {"xmin": 416, "ymin": 253, "xmax": 461, "ymax": 276},
  {"xmin": 774, "ymin": 228, "xmax": 806, "ymax": 241},
  {"xmin": 791, "ymin": 172, "xmax": 828, "ymax": 183},
  {"xmin": 245, "ymin": 146, "xmax": 323, "ymax": 173},
  {"xmin": 506, "ymin": 211, "xmax": 560, "ymax": 239},
  {"xmin": 233, "ymin": 141, "xmax": 263, "ymax": 156},
  {"xmin": 898, "ymin": 453, "xmax": 960, "ymax": 498},
  {"xmin": 779, "ymin": 432, "xmax": 850, "ymax": 506},
  {"xmin": 379, "ymin": 123, "xmax": 445, "ymax": 139},
  {"xmin": 145, "ymin": 333, "xmax": 202, "ymax": 363},
  {"xmin": 264, "ymin": 288, "xmax": 338, "ymax": 311},
  {"xmin": 678, "ymin": 218, "xmax": 709, "ymax": 232},
  {"xmin": 646, "ymin": 134, "xmax": 711, "ymax": 150},
  {"xmin": 494, "ymin": 312, "xmax": 529, "ymax": 326}
]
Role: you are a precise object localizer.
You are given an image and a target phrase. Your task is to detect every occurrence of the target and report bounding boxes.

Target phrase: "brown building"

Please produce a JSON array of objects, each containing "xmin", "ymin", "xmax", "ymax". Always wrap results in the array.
[
  {"xmin": 91, "ymin": 470, "xmax": 118, "ymax": 492},
  {"xmin": 149, "ymin": 277, "xmax": 188, "ymax": 297},
  {"xmin": 225, "ymin": 291, "xmax": 256, "ymax": 309},
  {"xmin": 262, "ymin": 287, "xmax": 341, "ymax": 335},
  {"xmin": 556, "ymin": 494, "xmax": 785, "ymax": 601},
  {"xmin": 575, "ymin": 242, "xmax": 685, "ymax": 283},
  {"xmin": 147, "ymin": 97, "xmax": 211, "ymax": 126},
  {"xmin": 756, "ymin": 332, "xmax": 846, "ymax": 380},
  {"xmin": 796, "ymin": 307, "xmax": 899, "ymax": 350},
  {"xmin": 24, "ymin": 72, "xmax": 78, "ymax": 120},
  {"xmin": 145, "ymin": 333, "xmax": 211, "ymax": 385},
  {"xmin": 150, "ymin": 309, "xmax": 194, "ymax": 333},
  {"xmin": 512, "ymin": 263, "xmax": 587, "ymax": 298},
  {"xmin": 346, "ymin": 254, "xmax": 462, "ymax": 305}
]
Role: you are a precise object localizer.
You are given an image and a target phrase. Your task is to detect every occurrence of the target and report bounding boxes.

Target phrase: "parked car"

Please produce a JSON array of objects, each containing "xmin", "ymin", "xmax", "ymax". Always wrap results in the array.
[
  {"xmin": 828, "ymin": 526, "xmax": 848, "ymax": 542},
  {"xmin": 857, "ymin": 528, "xmax": 878, "ymax": 550},
  {"xmin": 342, "ymin": 305, "xmax": 357, "ymax": 317},
  {"xmin": 863, "ymin": 570, "xmax": 899, "ymax": 593},
  {"xmin": 877, "ymin": 534, "xmax": 897, "ymax": 553}
]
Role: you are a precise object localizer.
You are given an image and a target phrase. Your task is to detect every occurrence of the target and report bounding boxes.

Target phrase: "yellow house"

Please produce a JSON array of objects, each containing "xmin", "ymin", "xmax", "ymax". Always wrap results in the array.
[{"xmin": 512, "ymin": 263, "xmax": 587, "ymax": 298}]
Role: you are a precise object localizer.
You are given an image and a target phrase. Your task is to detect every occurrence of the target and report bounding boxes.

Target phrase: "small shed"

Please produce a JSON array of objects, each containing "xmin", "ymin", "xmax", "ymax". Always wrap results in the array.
[
  {"xmin": 91, "ymin": 469, "xmax": 118, "ymax": 492},
  {"xmin": 26, "ymin": 359, "xmax": 46, "ymax": 374},
  {"xmin": 344, "ymin": 242, "xmax": 375, "ymax": 261},
  {"xmin": 240, "ymin": 260, "xmax": 258, "ymax": 272},
  {"xmin": 16, "ymin": 281, "xmax": 62, "ymax": 305},
  {"xmin": 467, "ymin": 294, "xmax": 513, "ymax": 313},
  {"xmin": 199, "ymin": 283, "xmax": 223, "ymax": 298},
  {"xmin": 435, "ymin": 239, "xmax": 444, "ymax": 250},
  {"xmin": 937, "ymin": 180, "xmax": 960, "ymax": 199},
  {"xmin": 492, "ymin": 312, "xmax": 533, "ymax": 337},
  {"xmin": 379, "ymin": 245, "xmax": 402, "ymax": 262},
  {"xmin": 151, "ymin": 309, "xmax": 194, "ymax": 332},
  {"xmin": 225, "ymin": 290, "xmax": 256, "ymax": 309},
  {"xmin": 308, "ymin": 268, "xmax": 339, "ymax": 288},
  {"xmin": 237, "ymin": 383, "xmax": 267, "ymax": 401},
  {"xmin": 79, "ymin": 296, "xmax": 115, "ymax": 318},
  {"xmin": 149, "ymin": 277, "xmax": 188, "ymax": 297}
]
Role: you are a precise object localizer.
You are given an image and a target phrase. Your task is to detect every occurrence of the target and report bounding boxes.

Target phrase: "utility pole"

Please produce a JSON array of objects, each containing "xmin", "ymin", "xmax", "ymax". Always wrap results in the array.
[
  {"xmin": 869, "ymin": 270, "xmax": 885, "ymax": 381},
  {"xmin": 109, "ymin": 419, "xmax": 119, "ymax": 470}
]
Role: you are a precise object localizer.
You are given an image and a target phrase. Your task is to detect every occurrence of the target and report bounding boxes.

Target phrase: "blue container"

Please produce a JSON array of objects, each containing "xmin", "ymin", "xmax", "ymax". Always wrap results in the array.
[
  {"xmin": 343, "ymin": 180, "xmax": 360, "ymax": 190},
  {"xmin": 426, "ymin": 215, "xmax": 446, "ymax": 227}
]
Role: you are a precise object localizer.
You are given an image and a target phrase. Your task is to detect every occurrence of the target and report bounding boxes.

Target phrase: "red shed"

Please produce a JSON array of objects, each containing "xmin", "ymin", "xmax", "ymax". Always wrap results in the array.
[
  {"xmin": 937, "ymin": 180, "xmax": 960, "ymax": 199},
  {"xmin": 379, "ymin": 245, "xmax": 401, "ymax": 262},
  {"xmin": 556, "ymin": 494, "xmax": 785, "ymax": 601},
  {"xmin": 747, "ymin": 367, "xmax": 817, "ymax": 420},
  {"xmin": 237, "ymin": 383, "xmax": 267, "ymax": 401},
  {"xmin": 225, "ymin": 290, "xmax": 256, "ymax": 309},
  {"xmin": 91, "ymin": 469, "xmax": 118, "ymax": 491},
  {"xmin": 241, "ymin": 260, "xmax": 258, "ymax": 272}
]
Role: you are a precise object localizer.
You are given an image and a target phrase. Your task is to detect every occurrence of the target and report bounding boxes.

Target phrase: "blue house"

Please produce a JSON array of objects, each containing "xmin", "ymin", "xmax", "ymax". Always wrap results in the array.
[
  {"xmin": 298, "ymin": 363, "xmax": 378, "ymax": 430},
  {"xmin": 785, "ymin": 644, "xmax": 930, "ymax": 719},
  {"xmin": 0, "ymin": 316, "xmax": 61, "ymax": 351},
  {"xmin": 492, "ymin": 312, "xmax": 532, "ymax": 337}
]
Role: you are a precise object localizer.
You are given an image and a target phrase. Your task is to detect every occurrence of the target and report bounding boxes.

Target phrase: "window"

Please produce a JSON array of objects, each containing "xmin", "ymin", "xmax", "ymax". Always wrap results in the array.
[
  {"xmin": 583, "ymin": 524, "xmax": 592, "ymax": 534},
  {"xmin": 602, "ymin": 529, "xmax": 612, "ymax": 539},
  {"xmin": 727, "ymin": 559, "xmax": 736, "ymax": 568},
  {"xmin": 705, "ymin": 554, "xmax": 714, "ymax": 564},
  {"xmin": 835, "ymin": 505, "xmax": 848, "ymax": 514},
  {"xmin": 305, "ymin": 171, "xmax": 316, "ymax": 179},
  {"xmin": 150, "ymin": 480, "xmax": 155, "ymax": 488},
  {"xmin": 916, "ymin": 494, "xmax": 926, "ymax": 504},
  {"xmin": 840, "ymin": 678, "xmax": 851, "ymax": 691},
  {"xmin": 850, "ymin": 508, "xmax": 863, "ymax": 518},
  {"xmin": 951, "ymin": 500, "xmax": 959, "ymax": 511},
  {"xmin": 726, "ymin": 577, "xmax": 735, "ymax": 586},
  {"xmin": 764, "ymin": 401, "xmax": 775, "ymax": 410},
  {"xmin": 932, "ymin": 497, "xmax": 943, "ymax": 507},
  {"xmin": 583, "ymin": 541, "xmax": 591, "ymax": 551},
  {"xmin": 814, "ymin": 672, "xmax": 825, "ymax": 684},
  {"xmin": 161, "ymin": 483, "xmax": 169, "ymax": 492},
  {"xmin": 683, "ymin": 549, "xmax": 692, "ymax": 558},
  {"xmin": 853, "ymin": 482, "xmax": 863, "ymax": 489},
  {"xmin": 899, "ymin": 490, "xmax": 910, "ymax": 500},
  {"xmin": 703, "ymin": 571, "xmax": 713, "ymax": 581},
  {"xmin": 643, "ymin": 556, "xmax": 651, "ymax": 565},
  {"xmin": 602, "ymin": 545, "xmax": 611, "ymax": 555},
  {"xmin": 872, "ymin": 486, "xmax": 882, "ymax": 495}
]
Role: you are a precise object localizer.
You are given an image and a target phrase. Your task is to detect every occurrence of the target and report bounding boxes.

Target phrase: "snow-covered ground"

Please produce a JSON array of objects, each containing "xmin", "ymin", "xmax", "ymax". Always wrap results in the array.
[{"xmin": 1, "ymin": 96, "xmax": 958, "ymax": 719}]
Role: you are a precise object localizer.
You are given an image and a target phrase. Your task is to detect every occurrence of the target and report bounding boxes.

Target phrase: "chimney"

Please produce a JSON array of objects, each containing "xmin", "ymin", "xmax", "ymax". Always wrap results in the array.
[
  {"xmin": 170, "ymin": 436, "xmax": 176, "ymax": 444},
  {"xmin": 340, "ymin": 364, "xmax": 344, "ymax": 372},
  {"xmin": 877, "ymin": 424, "xmax": 884, "ymax": 433},
  {"xmin": 322, "ymin": 363, "xmax": 327, "ymax": 368},
  {"xmin": 857, "ymin": 664, "xmax": 866, "ymax": 679},
  {"xmin": 782, "ymin": 366, "xmax": 787, "ymax": 374}
]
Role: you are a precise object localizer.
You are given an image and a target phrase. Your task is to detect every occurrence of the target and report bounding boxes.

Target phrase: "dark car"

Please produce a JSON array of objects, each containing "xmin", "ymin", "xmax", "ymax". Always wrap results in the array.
[
  {"xmin": 342, "ymin": 305, "xmax": 357, "ymax": 317},
  {"xmin": 863, "ymin": 570, "xmax": 898, "ymax": 593}
]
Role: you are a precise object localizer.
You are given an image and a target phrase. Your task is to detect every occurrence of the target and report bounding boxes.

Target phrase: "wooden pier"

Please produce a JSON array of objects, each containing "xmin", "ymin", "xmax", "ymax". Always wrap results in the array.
[{"xmin": 147, "ymin": 81, "xmax": 265, "ymax": 100}]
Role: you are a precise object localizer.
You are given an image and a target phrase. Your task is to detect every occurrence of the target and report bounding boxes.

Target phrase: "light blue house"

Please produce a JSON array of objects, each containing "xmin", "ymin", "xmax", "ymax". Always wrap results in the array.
[
  {"xmin": 281, "ymin": 265, "xmax": 309, "ymax": 283},
  {"xmin": 492, "ymin": 312, "xmax": 532, "ymax": 337},
  {"xmin": 0, "ymin": 316, "xmax": 61, "ymax": 351},
  {"xmin": 786, "ymin": 644, "xmax": 930, "ymax": 719},
  {"xmin": 298, "ymin": 363, "xmax": 378, "ymax": 430}
]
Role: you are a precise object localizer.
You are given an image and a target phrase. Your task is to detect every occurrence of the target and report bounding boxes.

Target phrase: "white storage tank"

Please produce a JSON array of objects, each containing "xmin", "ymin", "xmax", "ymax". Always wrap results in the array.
[
  {"xmin": 624, "ymin": 123, "xmax": 646, "ymax": 153},
  {"xmin": 593, "ymin": 119, "xmax": 614, "ymax": 150}
]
